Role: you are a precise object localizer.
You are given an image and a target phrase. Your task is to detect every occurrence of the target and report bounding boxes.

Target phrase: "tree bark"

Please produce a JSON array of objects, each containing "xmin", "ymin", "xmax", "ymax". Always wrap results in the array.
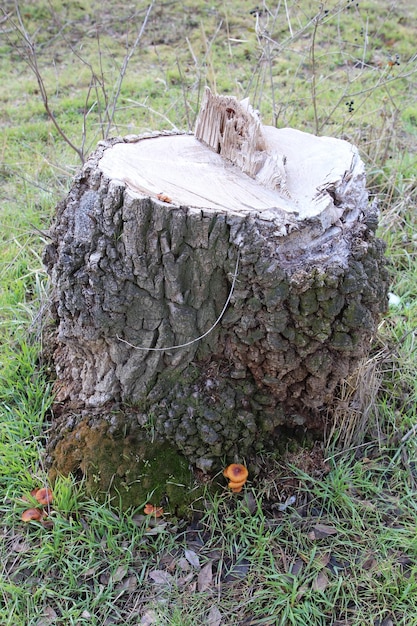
[{"xmin": 44, "ymin": 91, "xmax": 388, "ymax": 481}]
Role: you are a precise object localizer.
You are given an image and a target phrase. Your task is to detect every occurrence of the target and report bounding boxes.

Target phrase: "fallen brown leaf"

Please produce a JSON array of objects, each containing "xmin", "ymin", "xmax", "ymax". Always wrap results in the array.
[
  {"xmin": 184, "ymin": 548, "xmax": 201, "ymax": 569},
  {"xmin": 316, "ymin": 552, "xmax": 331, "ymax": 568},
  {"xmin": 207, "ymin": 605, "xmax": 222, "ymax": 626},
  {"xmin": 35, "ymin": 606, "xmax": 58, "ymax": 626},
  {"xmin": 178, "ymin": 556, "xmax": 191, "ymax": 572},
  {"xmin": 177, "ymin": 571, "xmax": 195, "ymax": 587},
  {"xmin": 11, "ymin": 536, "xmax": 31, "ymax": 553},
  {"xmin": 288, "ymin": 558, "xmax": 304, "ymax": 577},
  {"xmin": 140, "ymin": 609, "xmax": 158, "ymax": 625},
  {"xmin": 198, "ymin": 561, "xmax": 213, "ymax": 592},
  {"xmin": 295, "ymin": 583, "xmax": 308, "ymax": 602},
  {"xmin": 362, "ymin": 555, "xmax": 377, "ymax": 571},
  {"xmin": 111, "ymin": 564, "xmax": 128, "ymax": 583},
  {"xmin": 309, "ymin": 523, "xmax": 338, "ymax": 539},
  {"xmin": 116, "ymin": 575, "xmax": 138, "ymax": 593},
  {"xmin": 311, "ymin": 570, "xmax": 329, "ymax": 592},
  {"xmin": 149, "ymin": 569, "xmax": 174, "ymax": 586}
]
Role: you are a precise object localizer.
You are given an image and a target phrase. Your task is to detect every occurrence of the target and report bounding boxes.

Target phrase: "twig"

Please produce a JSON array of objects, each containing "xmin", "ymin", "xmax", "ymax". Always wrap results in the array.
[
  {"xmin": 123, "ymin": 99, "xmax": 179, "ymax": 129},
  {"xmin": 310, "ymin": 10, "xmax": 322, "ymax": 136},
  {"xmin": 400, "ymin": 425, "xmax": 417, "ymax": 445},
  {"xmin": 283, "ymin": 0, "xmax": 293, "ymax": 38},
  {"xmin": 176, "ymin": 56, "xmax": 192, "ymax": 131},
  {"xmin": 104, "ymin": 1, "xmax": 154, "ymax": 139},
  {"xmin": 12, "ymin": 2, "xmax": 85, "ymax": 163}
]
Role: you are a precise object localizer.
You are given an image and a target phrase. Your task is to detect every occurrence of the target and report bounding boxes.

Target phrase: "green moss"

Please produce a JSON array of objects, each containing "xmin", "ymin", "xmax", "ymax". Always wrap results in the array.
[{"xmin": 49, "ymin": 413, "xmax": 198, "ymax": 516}]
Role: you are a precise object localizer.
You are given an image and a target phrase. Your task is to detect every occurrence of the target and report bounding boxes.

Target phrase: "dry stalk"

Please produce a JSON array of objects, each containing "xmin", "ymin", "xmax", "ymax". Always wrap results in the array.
[
  {"xmin": 5, "ymin": 1, "xmax": 154, "ymax": 163},
  {"xmin": 325, "ymin": 346, "xmax": 386, "ymax": 452},
  {"xmin": 104, "ymin": 1, "xmax": 155, "ymax": 139},
  {"xmin": 10, "ymin": 3, "xmax": 85, "ymax": 163}
]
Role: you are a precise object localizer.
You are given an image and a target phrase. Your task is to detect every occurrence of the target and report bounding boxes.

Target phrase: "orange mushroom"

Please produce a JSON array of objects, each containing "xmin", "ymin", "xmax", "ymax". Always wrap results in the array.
[
  {"xmin": 223, "ymin": 464, "xmax": 249, "ymax": 493},
  {"xmin": 21, "ymin": 508, "xmax": 44, "ymax": 523},
  {"xmin": 143, "ymin": 503, "xmax": 164, "ymax": 517},
  {"xmin": 227, "ymin": 478, "xmax": 247, "ymax": 489},
  {"xmin": 34, "ymin": 487, "xmax": 53, "ymax": 506}
]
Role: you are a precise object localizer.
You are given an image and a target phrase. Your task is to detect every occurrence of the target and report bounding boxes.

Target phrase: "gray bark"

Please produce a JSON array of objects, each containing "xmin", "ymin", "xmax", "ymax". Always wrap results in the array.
[{"xmin": 44, "ymin": 121, "xmax": 388, "ymax": 473}]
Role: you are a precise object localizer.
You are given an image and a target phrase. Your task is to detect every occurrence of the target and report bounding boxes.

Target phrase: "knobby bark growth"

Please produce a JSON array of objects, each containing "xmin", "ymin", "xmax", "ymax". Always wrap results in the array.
[{"xmin": 43, "ymin": 91, "xmax": 388, "ymax": 502}]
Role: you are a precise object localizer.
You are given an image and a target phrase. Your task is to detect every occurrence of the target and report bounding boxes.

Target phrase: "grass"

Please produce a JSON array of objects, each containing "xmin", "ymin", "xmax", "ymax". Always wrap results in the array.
[{"xmin": 1, "ymin": 0, "xmax": 417, "ymax": 624}]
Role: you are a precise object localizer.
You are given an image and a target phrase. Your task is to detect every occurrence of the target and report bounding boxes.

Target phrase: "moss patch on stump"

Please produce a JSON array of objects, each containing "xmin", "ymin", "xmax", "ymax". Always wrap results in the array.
[{"xmin": 47, "ymin": 410, "xmax": 197, "ymax": 515}]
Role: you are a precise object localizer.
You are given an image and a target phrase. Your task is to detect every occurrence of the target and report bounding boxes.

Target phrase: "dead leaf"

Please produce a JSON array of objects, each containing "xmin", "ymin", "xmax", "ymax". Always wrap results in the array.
[
  {"xmin": 149, "ymin": 569, "xmax": 174, "ymax": 586},
  {"xmin": 140, "ymin": 609, "xmax": 158, "ymax": 625},
  {"xmin": 11, "ymin": 536, "xmax": 31, "ymax": 553},
  {"xmin": 116, "ymin": 575, "xmax": 137, "ymax": 593},
  {"xmin": 185, "ymin": 548, "xmax": 201, "ymax": 569},
  {"xmin": 311, "ymin": 570, "xmax": 329, "ymax": 592},
  {"xmin": 328, "ymin": 554, "xmax": 350, "ymax": 572},
  {"xmin": 178, "ymin": 556, "xmax": 191, "ymax": 572},
  {"xmin": 198, "ymin": 561, "xmax": 213, "ymax": 592},
  {"xmin": 362, "ymin": 555, "xmax": 377, "ymax": 571},
  {"xmin": 144, "ymin": 522, "xmax": 168, "ymax": 535},
  {"xmin": 187, "ymin": 580, "xmax": 197, "ymax": 593},
  {"xmin": 288, "ymin": 558, "xmax": 304, "ymax": 577},
  {"xmin": 36, "ymin": 606, "xmax": 58, "ymax": 625},
  {"xmin": 177, "ymin": 571, "xmax": 195, "ymax": 587},
  {"xmin": 111, "ymin": 564, "xmax": 128, "ymax": 583},
  {"xmin": 397, "ymin": 554, "xmax": 413, "ymax": 569},
  {"xmin": 295, "ymin": 583, "xmax": 308, "ymax": 602},
  {"xmin": 157, "ymin": 193, "xmax": 172, "ymax": 203},
  {"xmin": 99, "ymin": 571, "xmax": 111, "ymax": 586},
  {"xmin": 131, "ymin": 513, "xmax": 147, "ymax": 526},
  {"xmin": 242, "ymin": 491, "xmax": 257, "ymax": 514},
  {"xmin": 223, "ymin": 558, "xmax": 250, "ymax": 582},
  {"xmin": 207, "ymin": 605, "xmax": 222, "ymax": 626},
  {"xmin": 277, "ymin": 495, "xmax": 296, "ymax": 511},
  {"xmin": 309, "ymin": 524, "xmax": 338, "ymax": 539},
  {"xmin": 82, "ymin": 566, "xmax": 97, "ymax": 578},
  {"xmin": 316, "ymin": 552, "xmax": 331, "ymax": 568}
]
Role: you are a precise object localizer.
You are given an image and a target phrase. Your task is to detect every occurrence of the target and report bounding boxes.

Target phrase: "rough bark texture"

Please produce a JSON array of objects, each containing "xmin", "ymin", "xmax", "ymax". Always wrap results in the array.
[{"xmin": 44, "ymin": 123, "xmax": 388, "ymax": 478}]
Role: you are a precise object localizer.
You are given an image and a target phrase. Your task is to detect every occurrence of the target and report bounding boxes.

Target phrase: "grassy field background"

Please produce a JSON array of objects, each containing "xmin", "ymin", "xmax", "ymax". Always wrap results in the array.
[{"xmin": 1, "ymin": 1, "xmax": 417, "ymax": 624}]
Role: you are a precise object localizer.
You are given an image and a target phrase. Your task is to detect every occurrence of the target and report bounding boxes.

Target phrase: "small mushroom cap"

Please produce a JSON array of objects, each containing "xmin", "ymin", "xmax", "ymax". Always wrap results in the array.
[
  {"xmin": 143, "ymin": 503, "xmax": 164, "ymax": 517},
  {"xmin": 228, "ymin": 478, "xmax": 247, "ymax": 489},
  {"xmin": 34, "ymin": 488, "xmax": 53, "ymax": 506},
  {"xmin": 231, "ymin": 485, "xmax": 243, "ymax": 493},
  {"xmin": 223, "ymin": 464, "xmax": 248, "ymax": 482},
  {"xmin": 21, "ymin": 508, "xmax": 44, "ymax": 522}
]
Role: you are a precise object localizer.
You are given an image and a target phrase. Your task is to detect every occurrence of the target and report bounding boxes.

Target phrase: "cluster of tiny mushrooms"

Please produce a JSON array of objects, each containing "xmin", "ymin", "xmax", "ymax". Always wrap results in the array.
[
  {"xmin": 21, "ymin": 466, "xmax": 248, "ymax": 525},
  {"xmin": 21, "ymin": 487, "xmax": 54, "ymax": 527}
]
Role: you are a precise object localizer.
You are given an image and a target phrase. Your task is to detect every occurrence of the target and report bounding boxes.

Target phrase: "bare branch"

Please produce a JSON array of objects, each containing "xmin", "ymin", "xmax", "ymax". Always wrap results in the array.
[
  {"xmin": 11, "ymin": 2, "xmax": 85, "ymax": 163},
  {"xmin": 104, "ymin": 2, "xmax": 155, "ymax": 138}
]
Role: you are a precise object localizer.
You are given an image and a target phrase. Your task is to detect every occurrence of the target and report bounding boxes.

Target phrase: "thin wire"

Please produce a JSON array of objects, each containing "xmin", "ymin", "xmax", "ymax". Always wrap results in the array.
[{"xmin": 116, "ymin": 249, "xmax": 240, "ymax": 352}]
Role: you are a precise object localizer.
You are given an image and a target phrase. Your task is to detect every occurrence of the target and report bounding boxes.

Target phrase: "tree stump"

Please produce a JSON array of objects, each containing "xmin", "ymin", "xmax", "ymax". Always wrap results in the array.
[{"xmin": 43, "ymin": 90, "xmax": 388, "ymax": 501}]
